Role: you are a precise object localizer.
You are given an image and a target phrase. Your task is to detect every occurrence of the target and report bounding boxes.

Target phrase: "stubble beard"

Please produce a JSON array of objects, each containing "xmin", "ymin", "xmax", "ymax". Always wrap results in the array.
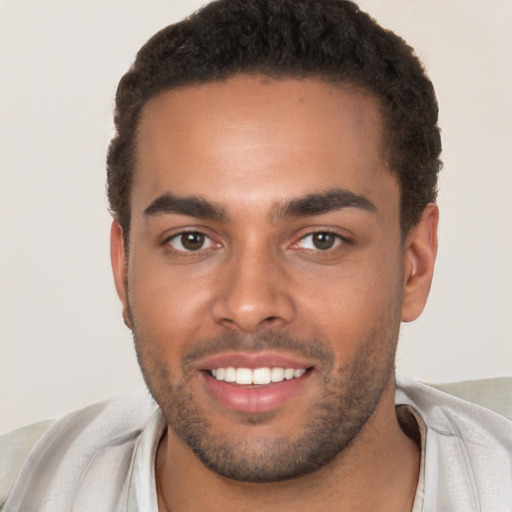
[{"xmin": 131, "ymin": 322, "xmax": 399, "ymax": 483}]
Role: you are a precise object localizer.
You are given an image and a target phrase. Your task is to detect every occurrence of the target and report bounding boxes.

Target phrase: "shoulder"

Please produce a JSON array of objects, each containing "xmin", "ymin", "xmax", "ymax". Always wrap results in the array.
[
  {"xmin": 396, "ymin": 376, "xmax": 512, "ymax": 446},
  {"xmin": 396, "ymin": 376, "xmax": 512, "ymax": 424},
  {"xmin": 0, "ymin": 397, "xmax": 158, "ymax": 511},
  {"xmin": 428, "ymin": 377, "xmax": 512, "ymax": 420},
  {"xmin": 396, "ymin": 377, "xmax": 512, "ymax": 511},
  {"xmin": 0, "ymin": 420, "xmax": 53, "ymax": 508}
]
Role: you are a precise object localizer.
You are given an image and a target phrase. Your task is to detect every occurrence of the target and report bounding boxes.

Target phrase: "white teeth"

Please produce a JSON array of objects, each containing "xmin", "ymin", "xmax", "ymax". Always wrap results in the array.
[
  {"xmin": 271, "ymin": 367, "xmax": 285, "ymax": 382},
  {"xmin": 224, "ymin": 367, "xmax": 236, "ymax": 382},
  {"xmin": 253, "ymin": 367, "xmax": 271, "ymax": 385},
  {"xmin": 235, "ymin": 368, "xmax": 253, "ymax": 385},
  {"xmin": 211, "ymin": 366, "xmax": 307, "ymax": 385}
]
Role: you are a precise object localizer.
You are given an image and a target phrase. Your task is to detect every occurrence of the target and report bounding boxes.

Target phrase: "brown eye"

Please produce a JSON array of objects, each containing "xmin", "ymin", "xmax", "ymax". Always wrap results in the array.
[
  {"xmin": 311, "ymin": 232, "xmax": 336, "ymax": 250},
  {"xmin": 181, "ymin": 232, "xmax": 205, "ymax": 250},
  {"xmin": 168, "ymin": 232, "xmax": 215, "ymax": 252},
  {"xmin": 295, "ymin": 232, "xmax": 342, "ymax": 251}
]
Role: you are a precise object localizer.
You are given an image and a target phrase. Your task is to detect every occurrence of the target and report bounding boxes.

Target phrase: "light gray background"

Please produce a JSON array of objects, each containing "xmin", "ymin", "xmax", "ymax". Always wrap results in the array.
[{"xmin": 1, "ymin": 0, "xmax": 511, "ymax": 434}]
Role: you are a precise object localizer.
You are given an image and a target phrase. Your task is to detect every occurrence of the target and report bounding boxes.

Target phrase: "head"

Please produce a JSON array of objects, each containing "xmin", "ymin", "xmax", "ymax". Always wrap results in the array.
[
  {"xmin": 107, "ymin": 0, "xmax": 441, "ymax": 244},
  {"xmin": 108, "ymin": 0, "xmax": 440, "ymax": 484}
]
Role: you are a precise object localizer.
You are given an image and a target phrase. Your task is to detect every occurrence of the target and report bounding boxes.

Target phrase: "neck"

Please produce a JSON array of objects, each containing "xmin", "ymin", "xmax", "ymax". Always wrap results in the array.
[{"xmin": 156, "ymin": 383, "xmax": 420, "ymax": 512}]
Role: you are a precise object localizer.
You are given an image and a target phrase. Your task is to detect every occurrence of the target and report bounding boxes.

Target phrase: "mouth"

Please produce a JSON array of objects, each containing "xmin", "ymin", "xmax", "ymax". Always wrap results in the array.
[
  {"xmin": 196, "ymin": 353, "xmax": 315, "ymax": 414},
  {"xmin": 209, "ymin": 366, "xmax": 307, "ymax": 385}
]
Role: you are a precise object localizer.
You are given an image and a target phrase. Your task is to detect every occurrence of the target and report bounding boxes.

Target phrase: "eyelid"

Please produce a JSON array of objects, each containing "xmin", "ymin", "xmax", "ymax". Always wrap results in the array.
[
  {"xmin": 163, "ymin": 228, "xmax": 220, "ymax": 252},
  {"xmin": 289, "ymin": 229, "xmax": 351, "ymax": 251},
  {"xmin": 299, "ymin": 233, "xmax": 341, "ymax": 250}
]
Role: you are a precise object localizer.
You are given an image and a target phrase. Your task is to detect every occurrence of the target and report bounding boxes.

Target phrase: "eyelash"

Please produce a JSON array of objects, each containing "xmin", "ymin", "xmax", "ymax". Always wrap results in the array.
[
  {"xmin": 163, "ymin": 229, "xmax": 349, "ymax": 254},
  {"xmin": 164, "ymin": 231, "xmax": 219, "ymax": 253},
  {"xmin": 290, "ymin": 230, "xmax": 350, "ymax": 254}
]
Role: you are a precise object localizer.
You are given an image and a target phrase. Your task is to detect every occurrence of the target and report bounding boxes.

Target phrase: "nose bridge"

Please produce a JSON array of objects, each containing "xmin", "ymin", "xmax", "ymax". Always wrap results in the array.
[{"xmin": 211, "ymin": 236, "xmax": 295, "ymax": 332}]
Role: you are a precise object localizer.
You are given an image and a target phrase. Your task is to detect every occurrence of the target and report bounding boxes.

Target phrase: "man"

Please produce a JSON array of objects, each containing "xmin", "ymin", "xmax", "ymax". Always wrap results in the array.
[{"xmin": 1, "ymin": 0, "xmax": 511, "ymax": 511}]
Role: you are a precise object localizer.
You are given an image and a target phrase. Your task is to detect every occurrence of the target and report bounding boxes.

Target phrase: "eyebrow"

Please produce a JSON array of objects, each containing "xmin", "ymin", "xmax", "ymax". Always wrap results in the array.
[
  {"xmin": 274, "ymin": 188, "xmax": 377, "ymax": 220},
  {"xmin": 143, "ymin": 193, "xmax": 227, "ymax": 221},
  {"xmin": 143, "ymin": 187, "xmax": 376, "ymax": 223}
]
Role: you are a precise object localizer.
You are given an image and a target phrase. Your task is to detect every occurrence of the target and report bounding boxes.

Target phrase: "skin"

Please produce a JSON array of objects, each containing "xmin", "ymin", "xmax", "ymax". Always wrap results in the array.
[{"xmin": 111, "ymin": 75, "xmax": 438, "ymax": 511}]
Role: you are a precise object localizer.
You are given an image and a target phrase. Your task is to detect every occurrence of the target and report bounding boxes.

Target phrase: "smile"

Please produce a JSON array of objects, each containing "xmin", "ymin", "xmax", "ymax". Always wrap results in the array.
[
  {"xmin": 211, "ymin": 367, "xmax": 306, "ymax": 385},
  {"xmin": 201, "ymin": 365, "xmax": 312, "ymax": 414}
]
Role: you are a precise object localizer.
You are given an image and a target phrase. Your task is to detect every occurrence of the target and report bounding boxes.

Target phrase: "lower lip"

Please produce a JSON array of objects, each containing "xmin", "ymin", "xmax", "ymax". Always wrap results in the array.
[{"xmin": 201, "ymin": 371, "xmax": 311, "ymax": 414}]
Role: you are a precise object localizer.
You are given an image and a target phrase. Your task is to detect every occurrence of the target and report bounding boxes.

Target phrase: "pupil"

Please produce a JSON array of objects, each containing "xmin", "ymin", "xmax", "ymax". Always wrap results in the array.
[
  {"xmin": 182, "ymin": 233, "xmax": 204, "ymax": 250},
  {"xmin": 313, "ymin": 232, "xmax": 335, "ymax": 250}
]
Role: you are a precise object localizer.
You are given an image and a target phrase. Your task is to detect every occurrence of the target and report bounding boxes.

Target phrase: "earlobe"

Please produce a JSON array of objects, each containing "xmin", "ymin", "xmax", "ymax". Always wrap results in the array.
[
  {"xmin": 401, "ymin": 203, "xmax": 439, "ymax": 323},
  {"xmin": 110, "ymin": 220, "xmax": 132, "ymax": 330}
]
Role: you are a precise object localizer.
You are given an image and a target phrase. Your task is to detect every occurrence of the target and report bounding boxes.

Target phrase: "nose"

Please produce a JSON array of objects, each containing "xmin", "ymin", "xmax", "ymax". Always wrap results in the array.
[{"xmin": 211, "ymin": 248, "xmax": 295, "ymax": 333}]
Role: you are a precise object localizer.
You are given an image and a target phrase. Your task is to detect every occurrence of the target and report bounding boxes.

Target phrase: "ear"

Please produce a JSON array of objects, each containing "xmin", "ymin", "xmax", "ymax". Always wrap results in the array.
[
  {"xmin": 401, "ymin": 203, "xmax": 439, "ymax": 323},
  {"xmin": 110, "ymin": 220, "xmax": 132, "ymax": 330}
]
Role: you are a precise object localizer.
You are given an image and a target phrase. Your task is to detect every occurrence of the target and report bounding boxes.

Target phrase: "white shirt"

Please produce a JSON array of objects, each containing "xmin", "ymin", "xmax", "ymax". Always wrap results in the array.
[{"xmin": 1, "ymin": 378, "xmax": 511, "ymax": 511}]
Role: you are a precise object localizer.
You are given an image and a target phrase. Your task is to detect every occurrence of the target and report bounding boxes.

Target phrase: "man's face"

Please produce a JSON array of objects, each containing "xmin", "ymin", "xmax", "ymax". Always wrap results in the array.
[{"xmin": 113, "ymin": 76, "xmax": 416, "ymax": 482}]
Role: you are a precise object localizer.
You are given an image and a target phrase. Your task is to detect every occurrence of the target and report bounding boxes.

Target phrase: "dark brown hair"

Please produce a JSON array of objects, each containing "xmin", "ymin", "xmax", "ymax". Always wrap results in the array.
[{"xmin": 107, "ymin": 0, "xmax": 441, "ymax": 240}]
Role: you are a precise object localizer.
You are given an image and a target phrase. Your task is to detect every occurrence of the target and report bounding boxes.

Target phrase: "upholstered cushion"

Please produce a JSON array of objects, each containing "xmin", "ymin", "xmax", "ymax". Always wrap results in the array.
[{"xmin": 430, "ymin": 377, "xmax": 512, "ymax": 420}]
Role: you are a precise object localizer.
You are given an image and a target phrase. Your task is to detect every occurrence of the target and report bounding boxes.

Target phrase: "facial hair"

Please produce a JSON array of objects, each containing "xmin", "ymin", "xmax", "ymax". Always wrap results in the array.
[{"xmin": 132, "ymin": 323, "xmax": 399, "ymax": 483}]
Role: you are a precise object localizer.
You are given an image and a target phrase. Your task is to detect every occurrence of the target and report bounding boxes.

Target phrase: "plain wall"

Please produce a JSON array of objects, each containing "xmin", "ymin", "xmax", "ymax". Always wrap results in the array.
[{"xmin": 1, "ymin": 0, "xmax": 511, "ymax": 434}]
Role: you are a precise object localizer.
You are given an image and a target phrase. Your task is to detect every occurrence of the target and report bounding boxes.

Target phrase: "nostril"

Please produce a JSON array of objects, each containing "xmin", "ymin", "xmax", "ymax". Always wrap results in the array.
[{"xmin": 211, "ymin": 288, "xmax": 295, "ymax": 332}]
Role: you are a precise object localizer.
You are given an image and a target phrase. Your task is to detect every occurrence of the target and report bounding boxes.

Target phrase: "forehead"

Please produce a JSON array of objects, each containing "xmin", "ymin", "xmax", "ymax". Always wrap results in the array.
[{"xmin": 132, "ymin": 75, "xmax": 397, "ymax": 220}]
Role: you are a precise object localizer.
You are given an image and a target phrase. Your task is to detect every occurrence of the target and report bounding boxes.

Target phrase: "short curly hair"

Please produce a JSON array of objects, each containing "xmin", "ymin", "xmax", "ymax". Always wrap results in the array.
[{"xmin": 107, "ymin": 0, "xmax": 441, "ymax": 240}]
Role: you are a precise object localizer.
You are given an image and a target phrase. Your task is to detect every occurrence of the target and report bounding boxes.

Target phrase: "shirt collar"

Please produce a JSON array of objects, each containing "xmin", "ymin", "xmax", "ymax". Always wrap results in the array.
[{"xmin": 126, "ymin": 407, "xmax": 166, "ymax": 512}]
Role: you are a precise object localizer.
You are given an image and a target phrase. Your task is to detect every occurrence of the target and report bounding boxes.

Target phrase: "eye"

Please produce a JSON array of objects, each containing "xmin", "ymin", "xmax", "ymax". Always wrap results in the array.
[
  {"xmin": 296, "ymin": 232, "xmax": 343, "ymax": 251},
  {"xmin": 167, "ymin": 231, "xmax": 217, "ymax": 252}
]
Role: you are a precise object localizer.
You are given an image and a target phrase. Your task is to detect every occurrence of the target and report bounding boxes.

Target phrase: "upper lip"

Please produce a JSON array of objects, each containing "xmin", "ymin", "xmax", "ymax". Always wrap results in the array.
[{"xmin": 193, "ymin": 351, "xmax": 313, "ymax": 371}]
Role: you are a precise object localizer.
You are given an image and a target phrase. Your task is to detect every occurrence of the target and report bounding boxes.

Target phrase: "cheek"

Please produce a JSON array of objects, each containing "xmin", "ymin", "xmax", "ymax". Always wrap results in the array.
[
  {"xmin": 297, "ymin": 252, "xmax": 403, "ymax": 344},
  {"xmin": 127, "ymin": 257, "xmax": 214, "ymax": 361}
]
